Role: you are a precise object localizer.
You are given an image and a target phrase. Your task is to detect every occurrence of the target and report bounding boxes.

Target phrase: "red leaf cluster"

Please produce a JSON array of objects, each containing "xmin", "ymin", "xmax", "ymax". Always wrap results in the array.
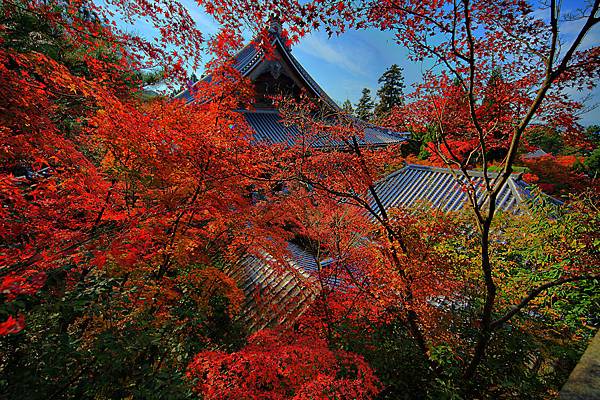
[{"xmin": 187, "ymin": 328, "xmax": 380, "ymax": 399}]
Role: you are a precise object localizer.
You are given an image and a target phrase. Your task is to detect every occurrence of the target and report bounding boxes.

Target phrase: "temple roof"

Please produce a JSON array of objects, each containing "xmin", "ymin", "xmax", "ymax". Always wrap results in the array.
[
  {"xmin": 242, "ymin": 110, "xmax": 406, "ymax": 148},
  {"xmin": 174, "ymin": 26, "xmax": 408, "ymax": 148},
  {"xmin": 174, "ymin": 26, "xmax": 559, "ymax": 330},
  {"xmin": 372, "ymin": 164, "xmax": 554, "ymax": 214},
  {"xmin": 226, "ymin": 163, "xmax": 559, "ymax": 331},
  {"xmin": 224, "ymin": 242, "xmax": 320, "ymax": 331},
  {"xmin": 175, "ymin": 29, "xmax": 340, "ymax": 110}
]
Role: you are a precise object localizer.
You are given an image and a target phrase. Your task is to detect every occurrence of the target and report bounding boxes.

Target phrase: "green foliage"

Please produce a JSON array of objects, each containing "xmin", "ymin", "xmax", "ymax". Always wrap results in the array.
[
  {"xmin": 495, "ymin": 195, "xmax": 599, "ymax": 330},
  {"xmin": 526, "ymin": 126, "xmax": 564, "ymax": 155},
  {"xmin": 138, "ymin": 68, "xmax": 166, "ymax": 86},
  {"xmin": 485, "ymin": 165, "xmax": 528, "ymax": 173},
  {"xmin": 0, "ymin": 268, "xmax": 248, "ymax": 399},
  {"xmin": 342, "ymin": 98, "xmax": 354, "ymax": 114},
  {"xmin": 330, "ymin": 318, "xmax": 434, "ymax": 399},
  {"xmin": 442, "ymin": 194, "xmax": 599, "ymax": 336},
  {"xmin": 407, "ymin": 124, "xmax": 437, "ymax": 158},
  {"xmin": 375, "ymin": 64, "xmax": 405, "ymax": 118},
  {"xmin": 309, "ymin": 199, "xmax": 597, "ymax": 399},
  {"xmin": 418, "ymin": 147, "xmax": 432, "ymax": 160},
  {"xmin": 585, "ymin": 125, "xmax": 600, "ymax": 147},
  {"xmin": 584, "ymin": 147, "xmax": 600, "ymax": 178},
  {"xmin": 0, "ymin": 1, "xmax": 134, "ymax": 85},
  {"xmin": 470, "ymin": 326, "xmax": 584, "ymax": 399},
  {"xmin": 356, "ymin": 87, "xmax": 375, "ymax": 121},
  {"xmin": 400, "ymin": 201, "xmax": 598, "ymax": 399}
]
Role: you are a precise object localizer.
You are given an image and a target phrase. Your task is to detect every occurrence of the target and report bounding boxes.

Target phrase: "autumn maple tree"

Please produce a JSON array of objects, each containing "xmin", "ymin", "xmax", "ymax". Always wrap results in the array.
[
  {"xmin": 1, "ymin": 0, "xmax": 599, "ymax": 398},
  {"xmin": 1, "ymin": 0, "xmax": 289, "ymax": 395},
  {"xmin": 187, "ymin": 327, "xmax": 380, "ymax": 400},
  {"xmin": 197, "ymin": 0, "xmax": 599, "ymax": 393},
  {"xmin": 362, "ymin": 0, "xmax": 600, "ymax": 381}
]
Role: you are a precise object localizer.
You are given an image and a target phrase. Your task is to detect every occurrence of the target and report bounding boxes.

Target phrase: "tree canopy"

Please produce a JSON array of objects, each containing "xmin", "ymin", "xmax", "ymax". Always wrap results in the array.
[
  {"xmin": 1, "ymin": 0, "xmax": 599, "ymax": 399},
  {"xmin": 355, "ymin": 87, "xmax": 375, "ymax": 121},
  {"xmin": 374, "ymin": 64, "xmax": 405, "ymax": 118}
]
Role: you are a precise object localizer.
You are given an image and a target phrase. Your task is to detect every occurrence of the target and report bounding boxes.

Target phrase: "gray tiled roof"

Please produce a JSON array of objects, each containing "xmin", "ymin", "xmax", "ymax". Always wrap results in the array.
[
  {"xmin": 373, "ymin": 164, "xmax": 536, "ymax": 214},
  {"xmin": 175, "ymin": 43, "xmax": 264, "ymax": 103},
  {"xmin": 174, "ymin": 35, "xmax": 338, "ymax": 108},
  {"xmin": 523, "ymin": 148, "xmax": 549, "ymax": 159},
  {"xmin": 223, "ymin": 241, "xmax": 349, "ymax": 331},
  {"xmin": 223, "ymin": 242, "xmax": 320, "ymax": 331},
  {"xmin": 226, "ymin": 164, "xmax": 551, "ymax": 331},
  {"xmin": 243, "ymin": 110, "xmax": 406, "ymax": 148},
  {"xmin": 173, "ymin": 31, "xmax": 409, "ymax": 148},
  {"xmin": 243, "ymin": 110, "xmax": 301, "ymax": 146}
]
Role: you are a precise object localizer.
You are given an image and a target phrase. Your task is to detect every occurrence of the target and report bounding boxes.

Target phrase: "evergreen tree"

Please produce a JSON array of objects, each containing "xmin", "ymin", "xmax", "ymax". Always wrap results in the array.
[
  {"xmin": 355, "ymin": 88, "xmax": 375, "ymax": 121},
  {"xmin": 585, "ymin": 125, "xmax": 600, "ymax": 147},
  {"xmin": 341, "ymin": 99, "xmax": 354, "ymax": 115},
  {"xmin": 482, "ymin": 67, "xmax": 504, "ymax": 107},
  {"xmin": 375, "ymin": 64, "xmax": 405, "ymax": 118}
]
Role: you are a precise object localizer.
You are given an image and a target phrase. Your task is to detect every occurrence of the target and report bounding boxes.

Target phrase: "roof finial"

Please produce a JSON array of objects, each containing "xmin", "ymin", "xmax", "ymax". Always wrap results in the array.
[{"xmin": 268, "ymin": 12, "xmax": 282, "ymax": 36}]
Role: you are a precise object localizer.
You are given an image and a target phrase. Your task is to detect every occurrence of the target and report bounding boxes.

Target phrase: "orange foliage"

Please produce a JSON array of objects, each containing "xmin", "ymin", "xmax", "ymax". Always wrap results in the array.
[
  {"xmin": 521, "ymin": 154, "xmax": 596, "ymax": 197},
  {"xmin": 176, "ymin": 267, "xmax": 244, "ymax": 319},
  {"xmin": 187, "ymin": 328, "xmax": 380, "ymax": 399}
]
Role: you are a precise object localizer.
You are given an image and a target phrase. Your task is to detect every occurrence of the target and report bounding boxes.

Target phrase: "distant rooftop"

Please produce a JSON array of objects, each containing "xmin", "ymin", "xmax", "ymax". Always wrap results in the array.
[
  {"xmin": 522, "ymin": 148, "xmax": 549, "ymax": 159},
  {"xmin": 373, "ymin": 164, "xmax": 548, "ymax": 214},
  {"xmin": 227, "ymin": 163, "xmax": 559, "ymax": 331}
]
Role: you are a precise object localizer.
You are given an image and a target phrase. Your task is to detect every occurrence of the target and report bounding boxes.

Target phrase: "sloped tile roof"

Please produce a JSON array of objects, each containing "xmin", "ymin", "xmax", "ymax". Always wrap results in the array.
[
  {"xmin": 373, "ymin": 164, "xmax": 537, "ymax": 214},
  {"xmin": 173, "ymin": 31, "xmax": 409, "ymax": 148},
  {"xmin": 243, "ymin": 110, "xmax": 406, "ymax": 148},
  {"xmin": 174, "ymin": 35, "xmax": 338, "ymax": 109},
  {"xmin": 173, "ymin": 42, "xmax": 264, "ymax": 103},
  {"xmin": 243, "ymin": 110, "xmax": 301, "ymax": 146},
  {"xmin": 224, "ymin": 243, "xmax": 320, "ymax": 331},
  {"xmin": 227, "ymin": 164, "xmax": 557, "ymax": 331}
]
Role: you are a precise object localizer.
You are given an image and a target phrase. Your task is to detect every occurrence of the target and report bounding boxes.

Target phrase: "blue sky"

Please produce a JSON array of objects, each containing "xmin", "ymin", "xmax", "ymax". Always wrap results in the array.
[
  {"xmin": 122, "ymin": 0, "xmax": 599, "ymax": 126},
  {"xmin": 295, "ymin": 27, "xmax": 599, "ymax": 126}
]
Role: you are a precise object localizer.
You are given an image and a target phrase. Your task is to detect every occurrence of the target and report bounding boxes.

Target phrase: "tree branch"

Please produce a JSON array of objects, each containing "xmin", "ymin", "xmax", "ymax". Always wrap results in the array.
[{"xmin": 491, "ymin": 274, "xmax": 600, "ymax": 329}]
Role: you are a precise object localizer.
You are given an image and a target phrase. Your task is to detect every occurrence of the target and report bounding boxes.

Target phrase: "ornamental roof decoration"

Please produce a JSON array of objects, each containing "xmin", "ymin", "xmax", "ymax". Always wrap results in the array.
[
  {"xmin": 174, "ymin": 22, "xmax": 408, "ymax": 147},
  {"xmin": 174, "ymin": 22, "xmax": 340, "ymax": 109}
]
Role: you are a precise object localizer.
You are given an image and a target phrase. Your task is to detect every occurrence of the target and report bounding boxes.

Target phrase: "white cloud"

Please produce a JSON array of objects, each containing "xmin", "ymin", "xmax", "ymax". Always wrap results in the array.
[{"xmin": 296, "ymin": 34, "xmax": 371, "ymax": 77}]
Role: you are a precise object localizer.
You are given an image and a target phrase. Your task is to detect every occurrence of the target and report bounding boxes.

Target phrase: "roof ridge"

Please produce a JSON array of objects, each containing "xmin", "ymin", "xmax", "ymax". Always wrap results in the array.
[
  {"xmin": 373, "ymin": 163, "xmax": 534, "ymax": 214},
  {"xmin": 238, "ymin": 109, "xmax": 280, "ymax": 114},
  {"xmin": 173, "ymin": 39, "xmax": 266, "ymax": 102},
  {"xmin": 271, "ymin": 36, "xmax": 340, "ymax": 111},
  {"xmin": 404, "ymin": 164, "xmax": 522, "ymax": 179}
]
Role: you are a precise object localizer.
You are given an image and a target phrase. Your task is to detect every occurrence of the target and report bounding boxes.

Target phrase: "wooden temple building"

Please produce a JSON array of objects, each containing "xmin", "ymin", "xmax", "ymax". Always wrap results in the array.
[
  {"xmin": 175, "ymin": 20, "xmax": 407, "ymax": 148},
  {"xmin": 174, "ymin": 22, "xmax": 541, "ymax": 331}
]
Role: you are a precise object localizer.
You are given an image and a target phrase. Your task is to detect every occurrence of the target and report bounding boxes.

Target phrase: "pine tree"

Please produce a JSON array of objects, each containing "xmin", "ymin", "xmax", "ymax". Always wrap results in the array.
[
  {"xmin": 341, "ymin": 99, "xmax": 354, "ymax": 115},
  {"xmin": 482, "ymin": 67, "xmax": 503, "ymax": 107},
  {"xmin": 355, "ymin": 88, "xmax": 375, "ymax": 121},
  {"xmin": 374, "ymin": 64, "xmax": 405, "ymax": 118}
]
